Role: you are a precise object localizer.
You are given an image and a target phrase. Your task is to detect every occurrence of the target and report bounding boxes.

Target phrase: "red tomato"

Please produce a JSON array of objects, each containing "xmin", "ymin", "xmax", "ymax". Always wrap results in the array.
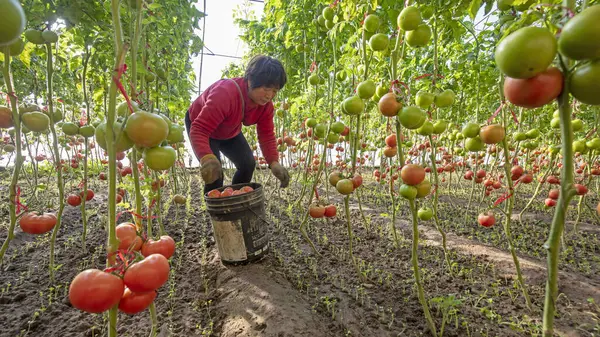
[
  {"xmin": 545, "ymin": 198, "xmax": 557, "ymax": 207},
  {"xmin": 99, "ymin": 172, "xmax": 107, "ymax": 180},
  {"xmin": 118, "ymin": 288, "xmax": 157, "ymax": 314},
  {"xmin": 19, "ymin": 212, "xmax": 57, "ymax": 234},
  {"xmin": 67, "ymin": 194, "xmax": 82, "ymax": 207},
  {"xmin": 124, "ymin": 254, "xmax": 170, "ymax": 293},
  {"xmin": 142, "ymin": 235, "xmax": 176, "ymax": 259},
  {"xmin": 548, "ymin": 189, "xmax": 560, "ymax": 200},
  {"xmin": 547, "ymin": 176, "xmax": 560, "ymax": 184},
  {"xmin": 476, "ymin": 169, "xmax": 486, "ymax": 179},
  {"xmin": 116, "ymin": 194, "xmax": 123, "ymax": 203},
  {"xmin": 574, "ymin": 184, "xmax": 588, "ymax": 196},
  {"xmin": 478, "ymin": 212, "xmax": 495, "ymax": 228},
  {"xmin": 352, "ymin": 174, "xmax": 363, "ymax": 188},
  {"xmin": 324, "ymin": 205, "xmax": 337, "ymax": 218},
  {"xmin": 207, "ymin": 189, "xmax": 221, "ymax": 198},
  {"xmin": 116, "ymin": 151, "xmax": 126, "ymax": 160},
  {"xmin": 116, "ymin": 223, "xmax": 142, "ymax": 251},
  {"xmin": 504, "ymin": 67, "xmax": 563, "ymax": 108},
  {"xmin": 69, "ymin": 269, "xmax": 124, "ymax": 313},
  {"xmin": 464, "ymin": 170, "xmax": 474, "ymax": 180},
  {"xmin": 240, "ymin": 186, "xmax": 254, "ymax": 193},
  {"xmin": 511, "ymin": 166, "xmax": 524, "ymax": 180},
  {"xmin": 80, "ymin": 189, "xmax": 94, "ymax": 201},
  {"xmin": 520, "ymin": 173, "xmax": 533, "ymax": 184}
]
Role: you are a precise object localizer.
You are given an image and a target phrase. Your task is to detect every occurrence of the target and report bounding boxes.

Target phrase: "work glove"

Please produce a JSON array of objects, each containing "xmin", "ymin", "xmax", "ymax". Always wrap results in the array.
[
  {"xmin": 270, "ymin": 161, "xmax": 290, "ymax": 188},
  {"xmin": 200, "ymin": 154, "xmax": 222, "ymax": 184}
]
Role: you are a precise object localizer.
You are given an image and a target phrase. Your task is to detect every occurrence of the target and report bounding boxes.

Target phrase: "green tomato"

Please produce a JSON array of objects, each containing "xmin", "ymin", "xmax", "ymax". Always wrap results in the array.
[
  {"xmin": 513, "ymin": 132, "xmax": 527, "ymax": 141},
  {"xmin": 557, "ymin": 5, "xmax": 600, "ymax": 60},
  {"xmin": 572, "ymin": 140, "xmax": 587, "ymax": 153},
  {"xmin": 494, "ymin": 27, "xmax": 557, "ymax": 79},
  {"xmin": 417, "ymin": 207, "xmax": 433, "ymax": 221},
  {"xmin": 21, "ymin": 112, "xmax": 50, "ymax": 132},
  {"xmin": 569, "ymin": 60, "xmax": 600, "ymax": 106},
  {"xmin": 405, "ymin": 24, "xmax": 431, "ymax": 47},
  {"xmin": 305, "ymin": 118, "xmax": 318, "ymax": 128},
  {"xmin": 586, "ymin": 138, "xmax": 600, "ymax": 150},
  {"xmin": 357, "ymin": 80, "xmax": 376, "ymax": 99},
  {"xmin": 331, "ymin": 121, "xmax": 345, "ymax": 134},
  {"xmin": 462, "ymin": 122, "xmax": 480, "ymax": 138},
  {"xmin": 525, "ymin": 128, "xmax": 540, "ymax": 139},
  {"xmin": 434, "ymin": 89, "xmax": 455, "ymax": 108},
  {"xmin": 143, "ymin": 146, "xmax": 176, "ymax": 171},
  {"xmin": 571, "ymin": 119, "xmax": 583, "ymax": 131},
  {"xmin": 364, "ymin": 14, "xmax": 380, "ymax": 33},
  {"xmin": 398, "ymin": 106, "xmax": 426, "ymax": 130},
  {"xmin": 342, "ymin": 96, "xmax": 364, "ymax": 115},
  {"xmin": 399, "ymin": 184, "xmax": 418, "ymax": 200},
  {"xmin": 0, "ymin": 0, "xmax": 26, "ymax": 47},
  {"xmin": 415, "ymin": 90, "xmax": 434, "ymax": 109},
  {"xmin": 417, "ymin": 120, "xmax": 434, "ymax": 136},
  {"xmin": 398, "ymin": 6, "xmax": 421, "ymax": 31},
  {"xmin": 432, "ymin": 120, "xmax": 447, "ymax": 134},
  {"xmin": 314, "ymin": 124, "xmax": 327, "ymax": 138},
  {"xmin": 465, "ymin": 136, "xmax": 485, "ymax": 152}
]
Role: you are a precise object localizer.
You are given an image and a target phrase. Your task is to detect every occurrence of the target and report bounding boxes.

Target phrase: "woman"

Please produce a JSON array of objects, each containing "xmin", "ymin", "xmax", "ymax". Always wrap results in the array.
[{"xmin": 186, "ymin": 55, "xmax": 290, "ymax": 194}]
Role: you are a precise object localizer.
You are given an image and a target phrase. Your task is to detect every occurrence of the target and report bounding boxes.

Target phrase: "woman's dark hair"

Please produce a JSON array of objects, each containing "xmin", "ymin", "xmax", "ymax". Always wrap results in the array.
[{"xmin": 244, "ymin": 55, "xmax": 287, "ymax": 90}]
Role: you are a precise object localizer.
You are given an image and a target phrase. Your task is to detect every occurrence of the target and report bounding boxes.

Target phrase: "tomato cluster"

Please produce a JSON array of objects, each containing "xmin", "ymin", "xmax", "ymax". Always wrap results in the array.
[
  {"xmin": 206, "ymin": 185, "xmax": 254, "ymax": 198},
  {"xmin": 69, "ymin": 253, "xmax": 170, "ymax": 315}
]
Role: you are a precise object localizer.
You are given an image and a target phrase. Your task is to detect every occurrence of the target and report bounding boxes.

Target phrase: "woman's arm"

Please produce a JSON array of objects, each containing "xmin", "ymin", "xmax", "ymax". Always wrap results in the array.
[
  {"xmin": 256, "ymin": 105, "xmax": 279, "ymax": 165},
  {"xmin": 189, "ymin": 86, "xmax": 231, "ymax": 159}
]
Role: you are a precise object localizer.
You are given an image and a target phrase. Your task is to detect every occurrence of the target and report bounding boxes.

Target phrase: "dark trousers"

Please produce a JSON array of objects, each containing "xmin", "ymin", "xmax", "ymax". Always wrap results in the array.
[{"xmin": 185, "ymin": 111, "xmax": 256, "ymax": 194}]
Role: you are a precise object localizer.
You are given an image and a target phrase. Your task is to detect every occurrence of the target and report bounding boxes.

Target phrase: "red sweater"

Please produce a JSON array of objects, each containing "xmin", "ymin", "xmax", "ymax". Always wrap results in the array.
[{"xmin": 188, "ymin": 77, "xmax": 279, "ymax": 164}]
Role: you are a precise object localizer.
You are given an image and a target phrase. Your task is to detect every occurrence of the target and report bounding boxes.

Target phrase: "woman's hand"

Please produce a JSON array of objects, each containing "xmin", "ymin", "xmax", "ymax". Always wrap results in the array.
[
  {"xmin": 200, "ymin": 154, "xmax": 222, "ymax": 184},
  {"xmin": 269, "ymin": 162, "xmax": 289, "ymax": 188}
]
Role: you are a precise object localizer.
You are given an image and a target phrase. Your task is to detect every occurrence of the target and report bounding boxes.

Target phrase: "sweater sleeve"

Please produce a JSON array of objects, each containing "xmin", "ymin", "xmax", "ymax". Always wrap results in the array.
[
  {"xmin": 189, "ymin": 85, "xmax": 231, "ymax": 160},
  {"xmin": 256, "ymin": 104, "xmax": 279, "ymax": 164}
]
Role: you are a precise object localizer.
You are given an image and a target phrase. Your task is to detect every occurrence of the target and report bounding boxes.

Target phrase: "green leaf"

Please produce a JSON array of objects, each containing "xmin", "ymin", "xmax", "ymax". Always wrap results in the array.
[
  {"xmin": 371, "ymin": 0, "xmax": 378, "ymax": 10},
  {"xmin": 468, "ymin": 0, "xmax": 482, "ymax": 20}
]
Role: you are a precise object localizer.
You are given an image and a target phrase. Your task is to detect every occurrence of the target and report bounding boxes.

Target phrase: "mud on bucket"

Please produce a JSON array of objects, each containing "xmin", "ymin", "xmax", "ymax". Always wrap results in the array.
[{"xmin": 205, "ymin": 183, "xmax": 269, "ymax": 265}]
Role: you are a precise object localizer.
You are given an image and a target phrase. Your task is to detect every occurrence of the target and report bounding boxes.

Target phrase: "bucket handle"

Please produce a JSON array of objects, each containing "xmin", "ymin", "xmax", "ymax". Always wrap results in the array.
[{"xmin": 245, "ymin": 205, "xmax": 273, "ymax": 227}]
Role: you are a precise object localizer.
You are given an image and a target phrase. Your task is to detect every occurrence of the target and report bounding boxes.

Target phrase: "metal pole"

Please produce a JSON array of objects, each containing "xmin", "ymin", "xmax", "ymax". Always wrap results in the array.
[{"xmin": 198, "ymin": 0, "xmax": 207, "ymax": 95}]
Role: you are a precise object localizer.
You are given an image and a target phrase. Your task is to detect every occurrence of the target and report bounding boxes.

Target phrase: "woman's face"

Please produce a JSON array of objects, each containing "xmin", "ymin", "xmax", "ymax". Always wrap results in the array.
[{"xmin": 248, "ymin": 82, "xmax": 279, "ymax": 106}]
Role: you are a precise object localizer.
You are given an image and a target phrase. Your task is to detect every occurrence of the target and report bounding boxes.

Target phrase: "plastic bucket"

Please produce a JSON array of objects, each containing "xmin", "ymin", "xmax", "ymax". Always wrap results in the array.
[{"xmin": 204, "ymin": 182, "xmax": 269, "ymax": 264}]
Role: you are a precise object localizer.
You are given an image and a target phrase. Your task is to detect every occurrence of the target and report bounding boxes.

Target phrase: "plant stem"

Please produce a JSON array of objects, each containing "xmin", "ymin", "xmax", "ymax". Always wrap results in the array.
[
  {"xmin": 47, "ymin": 42, "xmax": 66, "ymax": 283},
  {"xmin": 543, "ymin": 0, "xmax": 577, "ymax": 327},
  {"xmin": 408, "ymin": 199, "xmax": 438, "ymax": 337},
  {"xmin": 0, "ymin": 47, "xmax": 24, "ymax": 264}
]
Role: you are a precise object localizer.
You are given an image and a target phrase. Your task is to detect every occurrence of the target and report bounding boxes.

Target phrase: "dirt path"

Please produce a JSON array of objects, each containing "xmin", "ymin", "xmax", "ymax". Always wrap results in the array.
[{"xmin": 206, "ymin": 250, "xmax": 339, "ymax": 337}]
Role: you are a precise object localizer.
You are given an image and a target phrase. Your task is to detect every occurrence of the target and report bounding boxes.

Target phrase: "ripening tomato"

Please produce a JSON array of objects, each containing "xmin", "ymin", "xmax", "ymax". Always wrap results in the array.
[
  {"xmin": 401, "ymin": 164, "xmax": 426, "ymax": 186},
  {"xmin": 141, "ymin": 235, "xmax": 176, "ymax": 259},
  {"xmin": 324, "ymin": 205, "xmax": 337, "ymax": 218},
  {"xmin": 80, "ymin": 189, "xmax": 94, "ymax": 201},
  {"xmin": 504, "ymin": 67, "xmax": 563, "ymax": 108},
  {"xmin": 385, "ymin": 134, "xmax": 397, "ymax": 148},
  {"xmin": 118, "ymin": 288, "xmax": 157, "ymax": 315},
  {"xmin": 69, "ymin": 269, "xmax": 124, "ymax": 313},
  {"xmin": 574, "ymin": 184, "xmax": 588, "ymax": 196},
  {"xmin": 67, "ymin": 194, "xmax": 82, "ymax": 207},
  {"xmin": 478, "ymin": 212, "xmax": 495, "ymax": 228},
  {"xmin": 352, "ymin": 174, "xmax": 363, "ymax": 188},
  {"xmin": 545, "ymin": 198, "xmax": 557, "ymax": 207},
  {"xmin": 116, "ymin": 222, "xmax": 142, "ymax": 251},
  {"xmin": 124, "ymin": 254, "xmax": 170, "ymax": 293},
  {"xmin": 309, "ymin": 204, "xmax": 326, "ymax": 218},
  {"xmin": 19, "ymin": 212, "xmax": 57, "ymax": 234},
  {"xmin": 336, "ymin": 179, "xmax": 354, "ymax": 195}
]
